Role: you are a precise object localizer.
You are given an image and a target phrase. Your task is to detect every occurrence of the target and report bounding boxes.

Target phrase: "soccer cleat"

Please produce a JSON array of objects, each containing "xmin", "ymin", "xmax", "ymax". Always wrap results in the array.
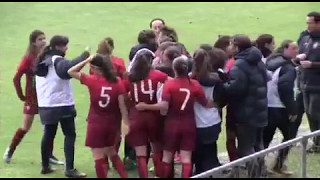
[
  {"xmin": 65, "ymin": 169, "xmax": 87, "ymax": 178},
  {"xmin": 3, "ymin": 147, "xmax": 13, "ymax": 164},
  {"xmin": 49, "ymin": 155, "xmax": 64, "ymax": 165}
]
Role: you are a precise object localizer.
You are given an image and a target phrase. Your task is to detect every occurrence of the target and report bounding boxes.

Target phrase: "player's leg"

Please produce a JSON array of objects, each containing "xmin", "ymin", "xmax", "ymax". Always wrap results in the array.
[
  {"xmin": 180, "ymin": 150, "xmax": 193, "ymax": 178},
  {"xmin": 106, "ymin": 146, "xmax": 128, "ymax": 178},
  {"xmin": 91, "ymin": 148, "xmax": 109, "ymax": 178},
  {"xmin": 4, "ymin": 114, "xmax": 34, "ymax": 163}
]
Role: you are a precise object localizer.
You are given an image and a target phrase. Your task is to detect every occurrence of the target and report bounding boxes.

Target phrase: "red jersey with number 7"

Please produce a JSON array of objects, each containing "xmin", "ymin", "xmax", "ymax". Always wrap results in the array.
[
  {"xmin": 123, "ymin": 69, "xmax": 168, "ymax": 105},
  {"xmin": 162, "ymin": 77, "xmax": 207, "ymax": 118},
  {"xmin": 80, "ymin": 73, "xmax": 125, "ymax": 124}
]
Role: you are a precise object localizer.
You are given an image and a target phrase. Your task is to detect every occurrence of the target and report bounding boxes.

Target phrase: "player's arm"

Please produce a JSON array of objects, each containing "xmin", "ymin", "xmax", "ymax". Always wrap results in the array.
[
  {"xmin": 13, "ymin": 70, "xmax": 25, "ymax": 101},
  {"xmin": 67, "ymin": 55, "xmax": 94, "ymax": 80},
  {"xmin": 136, "ymin": 101, "xmax": 169, "ymax": 112},
  {"xmin": 56, "ymin": 50, "xmax": 90, "ymax": 79},
  {"xmin": 118, "ymin": 94, "xmax": 130, "ymax": 136}
]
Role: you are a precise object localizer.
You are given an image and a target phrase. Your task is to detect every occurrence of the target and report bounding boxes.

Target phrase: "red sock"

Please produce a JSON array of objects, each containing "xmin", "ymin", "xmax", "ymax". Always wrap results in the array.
[
  {"xmin": 137, "ymin": 156, "xmax": 148, "ymax": 178},
  {"xmin": 182, "ymin": 163, "xmax": 192, "ymax": 178},
  {"xmin": 111, "ymin": 155, "xmax": 127, "ymax": 178},
  {"xmin": 161, "ymin": 162, "xmax": 172, "ymax": 178},
  {"xmin": 9, "ymin": 128, "xmax": 27, "ymax": 153},
  {"xmin": 95, "ymin": 159, "xmax": 108, "ymax": 178},
  {"xmin": 152, "ymin": 152, "xmax": 163, "ymax": 177}
]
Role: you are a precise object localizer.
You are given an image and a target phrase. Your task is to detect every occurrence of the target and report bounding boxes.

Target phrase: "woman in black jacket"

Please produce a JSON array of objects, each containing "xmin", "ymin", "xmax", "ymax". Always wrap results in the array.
[
  {"xmin": 224, "ymin": 35, "xmax": 268, "ymax": 178},
  {"xmin": 264, "ymin": 40, "xmax": 298, "ymax": 175},
  {"xmin": 34, "ymin": 35, "xmax": 89, "ymax": 177}
]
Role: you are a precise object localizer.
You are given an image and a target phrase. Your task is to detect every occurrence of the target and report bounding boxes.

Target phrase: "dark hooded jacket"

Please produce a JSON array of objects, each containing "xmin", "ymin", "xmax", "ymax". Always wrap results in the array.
[
  {"xmin": 224, "ymin": 46, "xmax": 268, "ymax": 127},
  {"xmin": 266, "ymin": 54, "xmax": 297, "ymax": 115}
]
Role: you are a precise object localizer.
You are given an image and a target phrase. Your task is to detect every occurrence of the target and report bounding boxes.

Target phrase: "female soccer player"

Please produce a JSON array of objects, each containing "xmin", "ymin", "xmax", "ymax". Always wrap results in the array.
[
  {"xmin": 68, "ymin": 54, "xmax": 128, "ymax": 178},
  {"xmin": 123, "ymin": 49, "xmax": 168, "ymax": 178},
  {"xmin": 136, "ymin": 56, "xmax": 213, "ymax": 178},
  {"xmin": 3, "ymin": 30, "xmax": 63, "ymax": 165}
]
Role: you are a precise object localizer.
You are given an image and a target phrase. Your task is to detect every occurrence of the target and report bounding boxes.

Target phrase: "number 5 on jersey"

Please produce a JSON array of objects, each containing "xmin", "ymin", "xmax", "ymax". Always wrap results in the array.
[{"xmin": 99, "ymin": 87, "xmax": 112, "ymax": 108}]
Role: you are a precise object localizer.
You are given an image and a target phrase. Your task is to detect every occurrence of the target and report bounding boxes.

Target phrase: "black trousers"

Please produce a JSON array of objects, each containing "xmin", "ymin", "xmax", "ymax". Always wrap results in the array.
[
  {"xmin": 303, "ymin": 92, "xmax": 320, "ymax": 146},
  {"xmin": 290, "ymin": 92, "xmax": 305, "ymax": 138},
  {"xmin": 41, "ymin": 117, "xmax": 76, "ymax": 170},
  {"xmin": 194, "ymin": 124, "xmax": 221, "ymax": 175},
  {"xmin": 236, "ymin": 124, "xmax": 264, "ymax": 178},
  {"xmin": 263, "ymin": 108, "xmax": 293, "ymax": 170}
]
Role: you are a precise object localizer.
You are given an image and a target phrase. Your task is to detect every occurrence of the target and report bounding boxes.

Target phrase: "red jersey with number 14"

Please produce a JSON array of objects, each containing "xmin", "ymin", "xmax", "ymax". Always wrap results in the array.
[
  {"xmin": 80, "ymin": 73, "xmax": 125, "ymax": 125},
  {"xmin": 123, "ymin": 69, "xmax": 168, "ymax": 105}
]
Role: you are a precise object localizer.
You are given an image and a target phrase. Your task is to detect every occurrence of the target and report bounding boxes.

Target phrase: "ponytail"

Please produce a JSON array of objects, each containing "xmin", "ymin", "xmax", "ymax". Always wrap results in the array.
[{"xmin": 91, "ymin": 55, "xmax": 118, "ymax": 83}]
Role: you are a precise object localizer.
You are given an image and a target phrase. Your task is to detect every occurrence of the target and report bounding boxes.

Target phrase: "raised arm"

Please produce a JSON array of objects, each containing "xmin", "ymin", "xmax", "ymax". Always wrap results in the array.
[{"xmin": 67, "ymin": 55, "xmax": 94, "ymax": 80}]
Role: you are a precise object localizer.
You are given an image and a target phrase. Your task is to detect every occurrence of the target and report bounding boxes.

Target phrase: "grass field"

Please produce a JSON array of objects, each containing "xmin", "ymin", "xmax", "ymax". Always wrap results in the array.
[{"xmin": 0, "ymin": 2, "xmax": 319, "ymax": 178}]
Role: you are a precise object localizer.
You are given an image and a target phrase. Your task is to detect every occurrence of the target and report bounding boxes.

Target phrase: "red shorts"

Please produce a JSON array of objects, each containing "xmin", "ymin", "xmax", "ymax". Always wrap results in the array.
[
  {"xmin": 23, "ymin": 102, "xmax": 38, "ymax": 115},
  {"xmin": 85, "ymin": 123, "xmax": 117, "ymax": 148},
  {"xmin": 127, "ymin": 109, "xmax": 162, "ymax": 147},
  {"xmin": 163, "ymin": 119, "xmax": 196, "ymax": 152}
]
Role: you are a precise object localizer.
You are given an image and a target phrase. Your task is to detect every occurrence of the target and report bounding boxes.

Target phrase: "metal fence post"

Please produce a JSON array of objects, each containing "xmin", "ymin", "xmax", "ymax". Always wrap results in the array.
[{"xmin": 301, "ymin": 136, "xmax": 308, "ymax": 178}]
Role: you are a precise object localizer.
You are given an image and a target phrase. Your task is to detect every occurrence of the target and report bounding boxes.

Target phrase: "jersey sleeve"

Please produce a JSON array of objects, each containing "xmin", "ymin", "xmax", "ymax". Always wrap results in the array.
[
  {"xmin": 122, "ymin": 78, "xmax": 131, "ymax": 93},
  {"xmin": 17, "ymin": 56, "xmax": 32, "ymax": 73},
  {"xmin": 80, "ymin": 73, "xmax": 94, "ymax": 87},
  {"xmin": 117, "ymin": 79, "xmax": 126, "ymax": 95},
  {"xmin": 158, "ymin": 71, "xmax": 168, "ymax": 83},
  {"xmin": 161, "ymin": 81, "xmax": 171, "ymax": 102}
]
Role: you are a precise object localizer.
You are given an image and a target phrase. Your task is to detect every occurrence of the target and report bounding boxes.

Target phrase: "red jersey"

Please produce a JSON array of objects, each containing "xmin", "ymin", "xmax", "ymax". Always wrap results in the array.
[
  {"xmin": 123, "ymin": 70, "xmax": 168, "ymax": 105},
  {"xmin": 13, "ymin": 55, "xmax": 37, "ymax": 105},
  {"xmin": 80, "ymin": 73, "xmax": 125, "ymax": 125},
  {"xmin": 162, "ymin": 77, "xmax": 207, "ymax": 119},
  {"xmin": 111, "ymin": 56, "xmax": 126, "ymax": 79}
]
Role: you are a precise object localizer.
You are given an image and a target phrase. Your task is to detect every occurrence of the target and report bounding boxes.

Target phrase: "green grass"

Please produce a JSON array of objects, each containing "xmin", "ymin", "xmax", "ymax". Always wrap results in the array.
[{"xmin": 0, "ymin": 2, "xmax": 319, "ymax": 178}]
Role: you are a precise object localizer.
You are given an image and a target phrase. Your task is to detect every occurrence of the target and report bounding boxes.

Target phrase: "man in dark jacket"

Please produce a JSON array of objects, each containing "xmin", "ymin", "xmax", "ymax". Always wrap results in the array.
[
  {"xmin": 263, "ymin": 40, "xmax": 298, "ymax": 175},
  {"xmin": 296, "ymin": 11, "xmax": 320, "ymax": 153},
  {"xmin": 224, "ymin": 35, "xmax": 268, "ymax": 178}
]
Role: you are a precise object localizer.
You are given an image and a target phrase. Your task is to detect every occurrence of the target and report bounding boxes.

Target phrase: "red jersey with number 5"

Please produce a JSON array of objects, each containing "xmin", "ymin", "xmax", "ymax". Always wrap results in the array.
[
  {"xmin": 162, "ymin": 78, "xmax": 207, "ymax": 118},
  {"xmin": 80, "ymin": 73, "xmax": 125, "ymax": 124},
  {"xmin": 123, "ymin": 70, "xmax": 168, "ymax": 105}
]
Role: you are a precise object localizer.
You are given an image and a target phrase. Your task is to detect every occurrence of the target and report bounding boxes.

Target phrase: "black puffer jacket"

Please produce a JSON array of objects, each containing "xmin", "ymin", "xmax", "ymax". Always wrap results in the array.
[
  {"xmin": 224, "ymin": 47, "xmax": 268, "ymax": 128},
  {"xmin": 266, "ymin": 54, "xmax": 297, "ymax": 115}
]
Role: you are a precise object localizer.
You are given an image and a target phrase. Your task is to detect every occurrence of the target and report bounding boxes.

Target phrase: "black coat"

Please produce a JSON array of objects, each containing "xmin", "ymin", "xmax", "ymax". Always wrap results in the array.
[
  {"xmin": 266, "ymin": 54, "xmax": 297, "ymax": 115},
  {"xmin": 224, "ymin": 47, "xmax": 268, "ymax": 128}
]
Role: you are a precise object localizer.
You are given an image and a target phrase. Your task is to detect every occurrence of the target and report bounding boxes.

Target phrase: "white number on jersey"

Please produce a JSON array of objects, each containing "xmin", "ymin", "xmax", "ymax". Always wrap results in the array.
[
  {"xmin": 179, "ymin": 88, "xmax": 191, "ymax": 110},
  {"xmin": 99, "ymin": 87, "xmax": 112, "ymax": 108},
  {"xmin": 133, "ymin": 79, "xmax": 154, "ymax": 102}
]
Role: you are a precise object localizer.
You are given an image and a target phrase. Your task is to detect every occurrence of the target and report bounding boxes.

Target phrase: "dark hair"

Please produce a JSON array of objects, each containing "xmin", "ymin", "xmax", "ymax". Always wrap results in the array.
[
  {"xmin": 253, "ymin": 34, "xmax": 274, "ymax": 58},
  {"xmin": 164, "ymin": 45, "xmax": 182, "ymax": 62},
  {"xmin": 26, "ymin": 30, "xmax": 45, "ymax": 56},
  {"xmin": 129, "ymin": 52, "xmax": 153, "ymax": 82},
  {"xmin": 200, "ymin": 44, "xmax": 213, "ymax": 52},
  {"xmin": 37, "ymin": 35, "xmax": 69, "ymax": 64},
  {"xmin": 192, "ymin": 49, "xmax": 212, "ymax": 81},
  {"xmin": 173, "ymin": 56, "xmax": 189, "ymax": 78},
  {"xmin": 157, "ymin": 41, "xmax": 177, "ymax": 53},
  {"xmin": 138, "ymin": 29, "xmax": 156, "ymax": 44},
  {"xmin": 275, "ymin": 40, "xmax": 294, "ymax": 54},
  {"xmin": 160, "ymin": 26, "xmax": 178, "ymax": 42},
  {"xmin": 91, "ymin": 54, "xmax": 118, "ymax": 83},
  {"xmin": 214, "ymin": 35, "xmax": 231, "ymax": 52},
  {"xmin": 97, "ymin": 37, "xmax": 114, "ymax": 55},
  {"xmin": 155, "ymin": 62, "xmax": 175, "ymax": 78},
  {"xmin": 232, "ymin": 34, "xmax": 252, "ymax": 52},
  {"xmin": 158, "ymin": 35, "xmax": 174, "ymax": 44},
  {"xmin": 208, "ymin": 48, "xmax": 228, "ymax": 71},
  {"xmin": 150, "ymin": 18, "xmax": 165, "ymax": 28},
  {"xmin": 307, "ymin": 11, "xmax": 320, "ymax": 23}
]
